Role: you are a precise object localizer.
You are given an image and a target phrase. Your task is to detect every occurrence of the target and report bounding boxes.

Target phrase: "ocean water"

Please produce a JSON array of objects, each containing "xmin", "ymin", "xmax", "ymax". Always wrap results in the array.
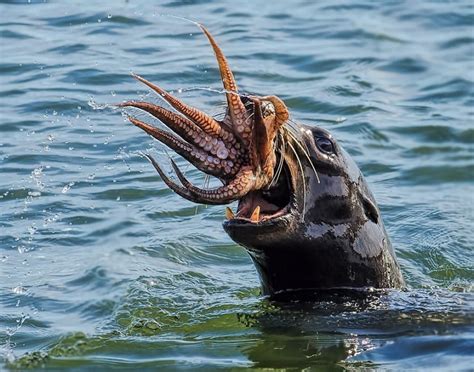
[{"xmin": 0, "ymin": 0, "xmax": 473, "ymax": 370}]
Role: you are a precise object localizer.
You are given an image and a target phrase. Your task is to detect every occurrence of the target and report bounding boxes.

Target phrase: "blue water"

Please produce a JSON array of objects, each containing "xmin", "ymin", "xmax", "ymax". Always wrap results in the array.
[{"xmin": 0, "ymin": 0, "xmax": 473, "ymax": 370}]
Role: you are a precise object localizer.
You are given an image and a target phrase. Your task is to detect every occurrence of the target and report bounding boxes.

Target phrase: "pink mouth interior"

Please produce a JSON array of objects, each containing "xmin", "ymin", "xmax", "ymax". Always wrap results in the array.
[{"xmin": 233, "ymin": 162, "xmax": 292, "ymax": 223}]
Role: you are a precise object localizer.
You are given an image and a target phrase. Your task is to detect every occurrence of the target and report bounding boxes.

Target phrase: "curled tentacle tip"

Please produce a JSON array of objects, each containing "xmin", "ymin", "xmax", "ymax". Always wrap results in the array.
[
  {"xmin": 144, "ymin": 153, "xmax": 165, "ymax": 173},
  {"xmin": 143, "ymin": 153, "xmax": 155, "ymax": 167}
]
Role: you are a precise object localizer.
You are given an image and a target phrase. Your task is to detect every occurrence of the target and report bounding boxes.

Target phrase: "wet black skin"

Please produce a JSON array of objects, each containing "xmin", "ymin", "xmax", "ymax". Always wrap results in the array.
[{"xmin": 224, "ymin": 124, "xmax": 404, "ymax": 297}]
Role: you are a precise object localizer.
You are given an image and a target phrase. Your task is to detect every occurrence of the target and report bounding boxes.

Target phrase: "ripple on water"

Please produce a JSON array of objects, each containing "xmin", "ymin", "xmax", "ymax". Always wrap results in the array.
[
  {"xmin": 439, "ymin": 36, "xmax": 474, "ymax": 50},
  {"xmin": 1, "ymin": 0, "xmax": 473, "ymax": 370},
  {"xmin": 378, "ymin": 57, "xmax": 428, "ymax": 74}
]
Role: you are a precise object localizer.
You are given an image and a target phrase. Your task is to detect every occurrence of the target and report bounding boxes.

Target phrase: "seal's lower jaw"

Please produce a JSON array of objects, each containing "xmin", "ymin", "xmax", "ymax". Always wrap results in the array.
[{"xmin": 223, "ymin": 161, "xmax": 296, "ymax": 243}]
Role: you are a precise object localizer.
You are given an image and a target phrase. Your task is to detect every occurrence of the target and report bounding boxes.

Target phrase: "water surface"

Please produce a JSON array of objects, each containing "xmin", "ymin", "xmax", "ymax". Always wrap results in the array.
[{"xmin": 1, "ymin": 0, "xmax": 473, "ymax": 370}]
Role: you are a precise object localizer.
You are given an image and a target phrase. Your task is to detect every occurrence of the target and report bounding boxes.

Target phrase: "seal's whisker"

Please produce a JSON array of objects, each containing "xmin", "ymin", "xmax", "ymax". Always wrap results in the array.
[
  {"xmin": 276, "ymin": 135, "xmax": 287, "ymax": 176},
  {"xmin": 286, "ymin": 119, "xmax": 305, "ymax": 140},
  {"xmin": 288, "ymin": 141, "xmax": 306, "ymax": 218},
  {"xmin": 284, "ymin": 123, "xmax": 320, "ymax": 184},
  {"xmin": 286, "ymin": 118, "xmax": 301, "ymax": 133},
  {"xmin": 282, "ymin": 123, "xmax": 303, "ymax": 142},
  {"xmin": 269, "ymin": 133, "xmax": 286, "ymax": 187},
  {"xmin": 245, "ymin": 112, "xmax": 255, "ymax": 124}
]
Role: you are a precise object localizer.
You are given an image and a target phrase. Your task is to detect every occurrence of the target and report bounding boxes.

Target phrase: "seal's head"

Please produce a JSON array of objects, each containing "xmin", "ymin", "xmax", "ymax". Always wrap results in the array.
[
  {"xmin": 223, "ymin": 122, "xmax": 404, "ymax": 295},
  {"xmin": 119, "ymin": 25, "xmax": 404, "ymax": 297}
]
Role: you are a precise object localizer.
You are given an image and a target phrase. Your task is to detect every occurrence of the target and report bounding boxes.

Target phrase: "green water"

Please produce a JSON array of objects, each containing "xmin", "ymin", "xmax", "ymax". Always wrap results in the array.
[{"xmin": 1, "ymin": 0, "xmax": 473, "ymax": 370}]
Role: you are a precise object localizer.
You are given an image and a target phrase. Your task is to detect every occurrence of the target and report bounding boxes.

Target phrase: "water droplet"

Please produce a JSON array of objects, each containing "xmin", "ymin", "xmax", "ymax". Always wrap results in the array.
[
  {"xmin": 61, "ymin": 182, "xmax": 75, "ymax": 194},
  {"xmin": 88, "ymin": 97, "xmax": 109, "ymax": 110},
  {"xmin": 107, "ymin": 14, "xmax": 112, "ymax": 19},
  {"xmin": 31, "ymin": 166, "xmax": 45, "ymax": 190},
  {"xmin": 12, "ymin": 286, "xmax": 27, "ymax": 295}
]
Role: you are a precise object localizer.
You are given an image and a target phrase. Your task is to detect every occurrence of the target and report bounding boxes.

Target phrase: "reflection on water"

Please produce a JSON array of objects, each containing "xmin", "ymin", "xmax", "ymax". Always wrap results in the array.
[{"xmin": 0, "ymin": 0, "xmax": 473, "ymax": 370}]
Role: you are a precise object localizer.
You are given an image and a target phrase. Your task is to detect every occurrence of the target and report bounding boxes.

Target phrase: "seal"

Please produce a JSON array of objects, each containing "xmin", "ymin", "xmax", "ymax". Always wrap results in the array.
[{"xmin": 118, "ymin": 25, "xmax": 404, "ymax": 297}]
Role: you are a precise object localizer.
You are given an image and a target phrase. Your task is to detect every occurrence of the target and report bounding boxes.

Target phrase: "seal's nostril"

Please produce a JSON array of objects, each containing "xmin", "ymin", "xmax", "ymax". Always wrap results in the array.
[{"xmin": 361, "ymin": 194, "xmax": 379, "ymax": 224}]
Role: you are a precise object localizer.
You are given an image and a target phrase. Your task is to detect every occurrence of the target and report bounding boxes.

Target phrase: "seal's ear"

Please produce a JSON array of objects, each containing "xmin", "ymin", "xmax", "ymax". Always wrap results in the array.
[{"xmin": 360, "ymin": 193, "xmax": 379, "ymax": 224}]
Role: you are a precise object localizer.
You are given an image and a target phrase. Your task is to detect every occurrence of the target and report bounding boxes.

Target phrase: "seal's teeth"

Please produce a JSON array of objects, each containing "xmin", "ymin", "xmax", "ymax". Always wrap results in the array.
[
  {"xmin": 225, "ymin": 207, "xmax": 235, "ymax": 220},
  {"xmin": 250, "ymin": 205, "xmax": 260, "ymax": 222}
]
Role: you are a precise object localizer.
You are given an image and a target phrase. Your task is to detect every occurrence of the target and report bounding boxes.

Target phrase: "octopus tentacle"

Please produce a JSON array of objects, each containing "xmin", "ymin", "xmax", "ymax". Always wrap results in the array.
[
  {"xmin": 127, "ymin": 116, "xmax": 234, "ymax": 178},
  {"xmin": 251, "ymin": 97, "xmax": 276, "ymax": 173},
  {"xmin": 120, "ymin": 101, "xmax": 203, "ymax": 143},
  {"xmin": 199, "ymin": 25, "xmax": 251, "ymax": 142},
  {"xmin": 118, "ymin": 101, "xmax": 241, "ymax": 161},
  {"xmin": 132, "ymin": 73, "xmax": 224, "ymax": 137},
  {"xmin": 144, "ymin": 154, "xmax": 201, "ymax": 201},
  {"xmin": 120, "ymin": 101, "xmax": 233, "ymax": 160},
  {"xmin": 169, "ymin": 158, "xmax": 255, "ymax": 203},
  {"xmin": 146, "ymin": 154, "xmax": 253, "ymax": 205}
]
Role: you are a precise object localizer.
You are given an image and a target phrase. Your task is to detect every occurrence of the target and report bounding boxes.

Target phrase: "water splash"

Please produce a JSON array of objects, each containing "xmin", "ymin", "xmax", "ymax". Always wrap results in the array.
[
  {"xmin": 88, "ymin": 97, "xmax": 116, "ymax": 111},
  {"xmin": 61, "ymin": 182, "xmax": 75, "ymax": 194}
]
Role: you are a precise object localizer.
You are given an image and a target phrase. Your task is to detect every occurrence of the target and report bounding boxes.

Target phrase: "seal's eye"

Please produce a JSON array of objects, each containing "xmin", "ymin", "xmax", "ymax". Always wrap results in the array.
[{"xmin": 316, "ymin": 136, "xmax": 335, "ymax": 154}]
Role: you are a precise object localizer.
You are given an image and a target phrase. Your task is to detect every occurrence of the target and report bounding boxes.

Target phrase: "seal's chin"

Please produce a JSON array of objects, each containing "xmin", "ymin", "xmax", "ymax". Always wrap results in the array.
[{"xmin": 223, "ymin": 160, "xmax": 294, "ymax": 227}]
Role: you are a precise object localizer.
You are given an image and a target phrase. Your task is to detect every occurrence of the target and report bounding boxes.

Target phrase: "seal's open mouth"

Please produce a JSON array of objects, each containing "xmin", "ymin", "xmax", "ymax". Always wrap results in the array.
[{"xmin": 226, "ymin": 159, "xmax": 293, "ymax": 224}]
